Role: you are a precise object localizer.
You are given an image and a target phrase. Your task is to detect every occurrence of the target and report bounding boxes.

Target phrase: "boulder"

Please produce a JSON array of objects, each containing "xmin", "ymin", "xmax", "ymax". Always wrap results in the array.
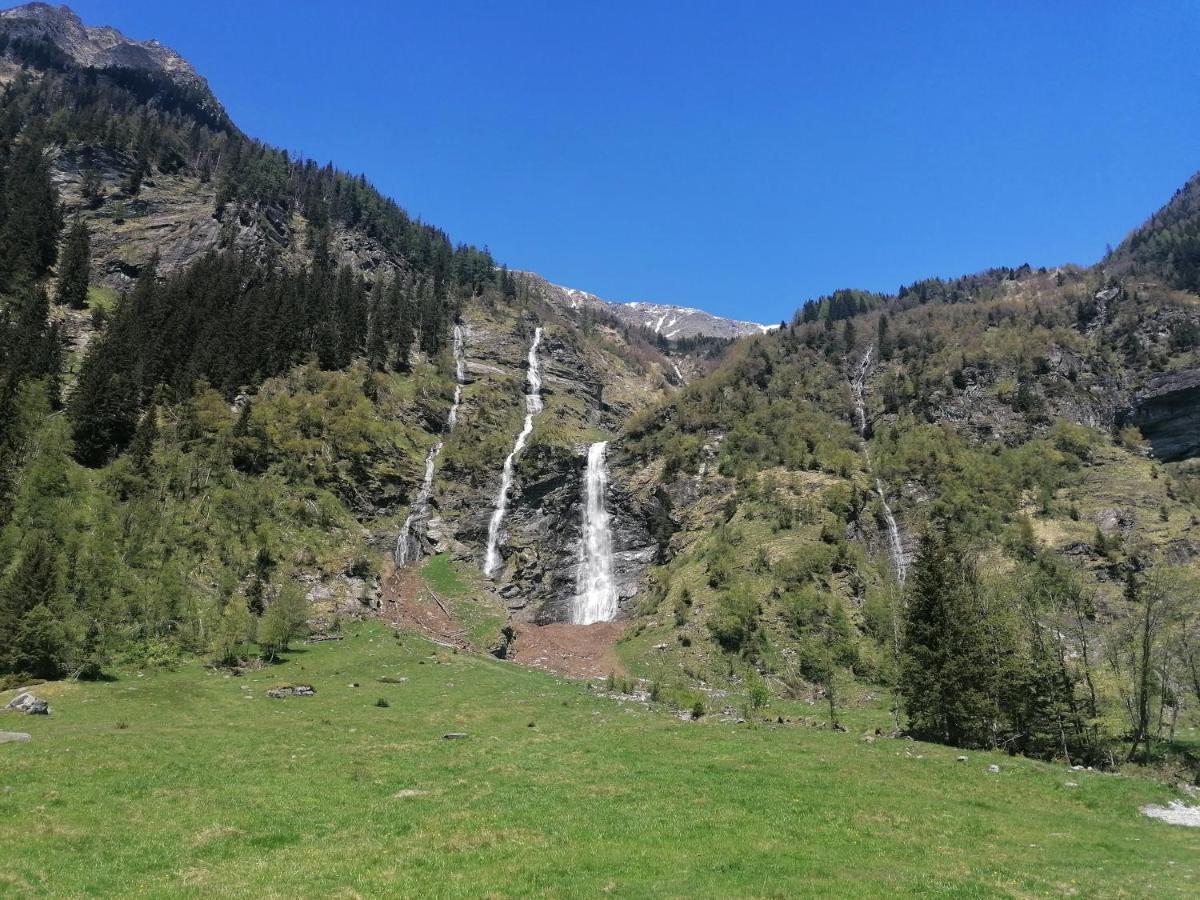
[
  {"xmin": 5, "ymin": 692, "xmax": 49, "ymax": 715},
  {"xmin": 265, "ymin": 684, "xmax": 315, "ymax": 699},
  {"xmin": 0, "ymin": 731, "xmax": 31, "ymax": 743}
]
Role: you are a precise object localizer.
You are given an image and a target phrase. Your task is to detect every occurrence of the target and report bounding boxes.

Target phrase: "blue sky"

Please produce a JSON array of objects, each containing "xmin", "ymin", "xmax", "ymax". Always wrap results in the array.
[{"xmin": 66, "ymin": 1, "xmax": 1200, "ymax": 324}]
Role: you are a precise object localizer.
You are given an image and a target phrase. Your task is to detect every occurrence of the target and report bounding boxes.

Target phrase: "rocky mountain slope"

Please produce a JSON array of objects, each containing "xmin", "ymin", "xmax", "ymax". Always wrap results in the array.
[
  {"xmin": 0, "ymin": 3, "xmax": 207, "ymax": 91},
  {"xmin": 527, "ymin": 272, "xmax": 771, "ymax": 339}
]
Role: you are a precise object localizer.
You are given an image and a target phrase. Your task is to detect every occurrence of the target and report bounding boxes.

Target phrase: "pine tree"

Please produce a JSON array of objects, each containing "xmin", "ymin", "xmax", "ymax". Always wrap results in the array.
[
  {"xmin": 418, "ymin": 276, "xmax": 444, "ymax": 356},
  {"xmin": 69, "ymin": 330, "xmax": 141, "ymax": 467},
  {"xmin": 0, "ymin": 139, "xmax": 62, "ymax": 287},
  {"xmin": 127, "ymin": 404, "xmax": 159, "ymax": 477},
  {"xmin": 899, "ymin": 528, "xmax": 1015, "ymax": 748},
  {"xmin": 5, "ymin": 284, "xmax": 57, "ymax": 383},
  {"xmin": 365, "ymin": 276, "xmax": 388, "ymax": 371},
  {"xmin": 55, "ymin": 219, "xmax": 91, "ymax": 309},
  {"xmin": 389, "ymin": 274, "xmax": 414, "ymax": 372},
  {"xmin": 0, "ymin": 531, "xmax": 68, "ymax": 678},
  {"xmin": 878, "ymin": 314, "xmax": 893, "ymax": 360}
]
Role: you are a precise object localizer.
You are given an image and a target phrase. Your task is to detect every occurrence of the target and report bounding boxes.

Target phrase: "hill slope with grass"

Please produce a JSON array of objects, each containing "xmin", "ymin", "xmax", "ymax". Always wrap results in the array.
[{"xmin": 3, "ymin": 622, "xmax": 1199, "ymax": 898}]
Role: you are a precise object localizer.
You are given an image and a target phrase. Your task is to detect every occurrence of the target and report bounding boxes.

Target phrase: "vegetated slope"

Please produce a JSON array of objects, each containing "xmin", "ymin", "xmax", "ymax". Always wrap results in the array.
[
  {"xmin": 2, "ymin": 621, "xmax": 1198, "ymax": 898},
  {"xmin": 614, "ymin": 224, "xmax": 1200, "ymax": 768},
  {"xmin": 0, "ymin": 4, "xmax": 678, "ymax": 685}
]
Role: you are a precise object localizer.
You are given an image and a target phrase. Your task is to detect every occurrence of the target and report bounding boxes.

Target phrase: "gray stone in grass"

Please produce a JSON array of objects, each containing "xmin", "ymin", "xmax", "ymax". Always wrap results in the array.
[
  {"xmin": 5, "ymin": 692, "xmax": 49, "ymax": 715},
  {"xmin": 987, "ymin": 764, "xmax": 1001, "ymax": 774},
  {"xmin": 266, "ymin": 684, "xmax": 316, "ymax": 699},
  {"xmin": 956, "ymin": 755, "xmax": 968, "ymax": 763},
  {"xmin": 0, "ymin": 731, "xmax": 31, "ymax": 743},
  {"xmin": 442, "ymin": 732, "xmax": 468, "ymax": 740}
]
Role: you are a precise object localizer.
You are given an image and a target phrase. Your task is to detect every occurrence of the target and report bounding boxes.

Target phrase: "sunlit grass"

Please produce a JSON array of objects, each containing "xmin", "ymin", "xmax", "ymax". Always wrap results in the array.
[{"xmin": 1, "ymin": 622, "xmax": 1198, "ymax": 897}]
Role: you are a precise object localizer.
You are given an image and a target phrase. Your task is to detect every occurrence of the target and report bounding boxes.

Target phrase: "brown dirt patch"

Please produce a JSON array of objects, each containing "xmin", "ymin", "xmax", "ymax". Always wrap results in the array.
[
  {"xmin": 508, "ymin": 622, "xmax": 628, "ymax": 680},
  {"xmin": 377, "ymin": 558, "xmax": 471, "ymax": 650},
  {"xmin": 376, "ymin": 558, "xmax": 627, "ymax": 680}
]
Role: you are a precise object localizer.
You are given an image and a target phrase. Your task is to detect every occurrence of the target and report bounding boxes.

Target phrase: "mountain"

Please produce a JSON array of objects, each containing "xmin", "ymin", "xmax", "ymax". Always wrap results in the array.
[
  {"xmin": 525, "ymin": 272, "xmax": 771, "ymax": 340},
  {"xmin": 1, "ymin": 3, "xmax": 1199, "ymax": 787},
  {"xmin": 0, "ymin": 3, "xmax": 206, "ymax": 91}
]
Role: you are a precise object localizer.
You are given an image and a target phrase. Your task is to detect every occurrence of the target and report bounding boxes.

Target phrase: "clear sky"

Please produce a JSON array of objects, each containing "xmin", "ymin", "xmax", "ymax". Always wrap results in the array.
[{"xmin": 64, "ymin": 0, "xmax": 1200, "ymax": 324}]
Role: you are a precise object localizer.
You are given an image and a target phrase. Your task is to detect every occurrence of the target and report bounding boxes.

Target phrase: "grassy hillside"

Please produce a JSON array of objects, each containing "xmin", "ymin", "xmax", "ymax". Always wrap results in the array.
[{"xmin": 2, "ymin": 621, "xmax": 1199, "ymax": 898}]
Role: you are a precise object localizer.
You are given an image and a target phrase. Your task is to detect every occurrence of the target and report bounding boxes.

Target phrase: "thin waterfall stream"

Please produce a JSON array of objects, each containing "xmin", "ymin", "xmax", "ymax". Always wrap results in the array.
[
  {"xmin": 395, "ymin": 324, "xmax": 466, "ymax": 567},
  {"xmin": 572, "ymin": 441, "xmax": 617, "ymax": 624},
  {"xmin": 851, "ymin": 345, "xmax": 907, "ymax": 585},
  {"xmin": 483, "ymin": 326, "xmax": 544, "ymax": 576}
]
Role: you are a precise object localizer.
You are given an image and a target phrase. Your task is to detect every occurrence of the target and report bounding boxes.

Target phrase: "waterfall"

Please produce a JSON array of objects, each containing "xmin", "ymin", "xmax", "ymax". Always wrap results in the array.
[
  {"xmin": 483, "ymin": 326, "xmax": 544, "ymax": 576},
  {"xmin": 394, "ymin": 323, "xmax": 467, "ymax": 567},
  {"xmin": 851, "ymin": 345, "xmax": 873, "ymax": 439},
  {"xmin": 876, "ymin": 477, "xmax": 907, "ymax": 586},
  {"xmin": 447, "ymin": 324, "xmax": 465, "ymax": 429},
  {"xmin": 572, "ymin": 441, "xmax": 618, "ymax": 624},
  {"xmin": 851, "ymin": 345, "xmax": 906, "ymax": 585}
]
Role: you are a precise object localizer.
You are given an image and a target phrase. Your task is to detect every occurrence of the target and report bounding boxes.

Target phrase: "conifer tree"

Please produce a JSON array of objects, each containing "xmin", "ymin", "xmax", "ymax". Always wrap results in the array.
[
  {"xmin": 0, "ymin": 531, "xmax": 68, "ymax": 678},
  {"xmin": 899, "ymin": 528, "xmax": 1015, "ymax": 748},
  {"xmin": 389, "ymin": 274, "xmax": 414, "ymax": 372},
  {"xmin": 0, "ymin": 139, "xmax": 62, "ymax": 286},
  {"xmin": 55, "ymin": 219, "xmax": 91, "ymax": 309},
  {"xmin": 365, "ymin": 276, "xmax": 388, "ymax": 371}
]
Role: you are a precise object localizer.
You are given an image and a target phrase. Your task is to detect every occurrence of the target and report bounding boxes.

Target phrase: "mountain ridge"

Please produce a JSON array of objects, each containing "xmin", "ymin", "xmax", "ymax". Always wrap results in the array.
[
  {"xmin": 0, "ymin": 2, "xmax": 208, "ymax": 92},
  {"xmin": 522, "ymin": 270, "xmax": 771, "ymax": 339}
]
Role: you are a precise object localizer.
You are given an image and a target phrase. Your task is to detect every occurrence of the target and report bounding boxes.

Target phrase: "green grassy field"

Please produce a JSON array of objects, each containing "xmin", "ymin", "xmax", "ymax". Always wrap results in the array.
[{"xmin": 2, "ymin": 622, "xmax": 1198, "ymax": 898}]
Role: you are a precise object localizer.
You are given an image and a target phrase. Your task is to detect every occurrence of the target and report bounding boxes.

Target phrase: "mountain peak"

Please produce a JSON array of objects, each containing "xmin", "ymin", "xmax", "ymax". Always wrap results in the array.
[
  {"xmin": 0, "ymin": 3, "xmax": 207, "ymax": 92},
  {"xmin": 523, "ymin": 271, "xmax": 770, "ymax": 340}
]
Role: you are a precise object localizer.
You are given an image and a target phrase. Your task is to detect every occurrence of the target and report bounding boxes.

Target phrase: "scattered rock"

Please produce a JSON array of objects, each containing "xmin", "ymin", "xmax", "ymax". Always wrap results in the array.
[
  {"xmin": 0, "ymin": 731, "xmax": 31, "ymax": 743},
  {"xmin": 956, "ymin": 755, "xmax": 968, "ymax": 763},
  {"xmin": 5, "ymin": 693, "xmax": 49, "ymax": 715},
  {"xmin": 392, "ymin": 789, "xmax": 429, "ymax": 799},
  {"xmin": 1065, "ymin": 782, "xmax": 1079, "ymax": 788},
  {"xmin": 987, "ymin": 764, "xmax": 1001, "ymax": 774},
  {"xmin": 861, "ymin": 733, "xmax": 876, "ymax": 744},
  {"xmin": 1142, "ymin": 801, "xmax": 1200, "ymax": 827},
  {"xmin": 442, "ymin": 732, "xmax": 468, "ymax": 740},
  {"xmin": 265, "ymin": 684, "xmax": 315, "ymax": 699},
  {"xmin": 653, "ymin": 643, "xmax": 669, "ymax": 650}
]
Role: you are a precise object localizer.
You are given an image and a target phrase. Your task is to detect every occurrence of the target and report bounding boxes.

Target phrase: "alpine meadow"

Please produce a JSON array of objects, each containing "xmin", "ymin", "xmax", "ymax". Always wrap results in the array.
[{"xmin": 2, "ymin": 3, "xmax": 1200, "ymax": 897}]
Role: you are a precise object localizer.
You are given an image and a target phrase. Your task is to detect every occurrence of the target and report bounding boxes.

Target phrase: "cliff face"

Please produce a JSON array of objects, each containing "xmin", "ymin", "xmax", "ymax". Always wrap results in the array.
[
  {"xmin": 0, "ymin": 3, "xmax": 210, "ymax": 92},
  {"xmin": 403, "ymin": 303, "xmax": 668, "ymax": 623},
  {"xmin": 1126, "ymin": 368, "xmax": 1200, "ymax": 462}
]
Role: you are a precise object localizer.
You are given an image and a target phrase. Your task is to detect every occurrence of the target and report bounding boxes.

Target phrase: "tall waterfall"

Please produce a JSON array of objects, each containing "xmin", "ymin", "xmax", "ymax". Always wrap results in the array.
[
  {"xmin": 395, "ymin": 324, "xmax": 467, "ymax": 567},
  {"xmin": 850, "ymin": 345, "xmax": 906, "ymax": 585},
  {"xmin": 483, "ymin": 326, "xmax": 544, "ymax": 576},
  {"xmin": 876, "ymin": 477, "xmax": 907, "ymax": 585},
  {"xmin": 572, "ymin": 441, "xmax": 618, "ymax": 624}
]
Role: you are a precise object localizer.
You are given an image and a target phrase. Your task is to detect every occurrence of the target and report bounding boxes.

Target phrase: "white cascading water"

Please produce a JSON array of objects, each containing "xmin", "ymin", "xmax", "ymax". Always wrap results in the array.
[
  {"xmin": 850, "ymin": 345, "xmax": 906, "ymax": 585},
  {"xmin": 483, "ymin": 326, "xmax": 544, "ymax": 576},
  {"xmin": 572, "ymin": 441, "xmax": 618, "ymax": 624},
  {"xmin": 395, "ymin": 324, "xmax": 467, "ymax": 567},
  {"xmin": 876, "ymin": 477, "xmax": 907, "ymax": 585}
]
